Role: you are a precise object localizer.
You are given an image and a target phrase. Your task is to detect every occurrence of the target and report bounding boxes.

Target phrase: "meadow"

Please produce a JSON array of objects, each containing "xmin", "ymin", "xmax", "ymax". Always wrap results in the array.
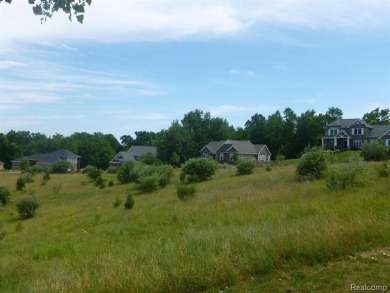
[{"xmin": 0, "ymin": 157, "xmax": 389, "ymax": 292}]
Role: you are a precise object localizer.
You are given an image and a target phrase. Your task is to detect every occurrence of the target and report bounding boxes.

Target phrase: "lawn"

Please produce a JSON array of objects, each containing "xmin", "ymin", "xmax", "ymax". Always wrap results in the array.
[{"xmin": 0, "ymin": 158, "xmax": 389, "ymax": 292}]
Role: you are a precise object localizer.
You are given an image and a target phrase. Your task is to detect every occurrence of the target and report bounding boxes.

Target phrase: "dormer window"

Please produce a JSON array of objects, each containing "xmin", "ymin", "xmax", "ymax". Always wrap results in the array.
[
  {"xmin": 352, "ymin": 128, "xmax": 364, "ymax": 135},
  {"xmin": 328, "ymin": 128, "xmax": 338, "ymax": 136}
]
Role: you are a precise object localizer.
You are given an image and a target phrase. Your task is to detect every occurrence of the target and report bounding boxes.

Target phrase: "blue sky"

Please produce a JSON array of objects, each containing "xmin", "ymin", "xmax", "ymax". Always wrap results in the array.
[{"xmin": 1, "ymin": 0, "xmax": 389, "ymax": 139}]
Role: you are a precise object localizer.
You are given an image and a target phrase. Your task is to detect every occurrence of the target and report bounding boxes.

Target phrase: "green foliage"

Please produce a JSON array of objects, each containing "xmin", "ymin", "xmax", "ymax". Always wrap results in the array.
[
  {"xmin": 31, "ymin": 165, "xmax": 46, "ymax": 173},
  {"xmin": 140, "ymin": 152, "xmax": 161, "ymax": 165},
  {"xmin": 265, "ymin": 164, "xmax": 272, "ymax": 172},
  {"xmin": 275, "ymin": 153, "xmax": 285, "ymax": 164},
  {"xmin": 117, "ymin": 161, "xmax": 137, "ymax": 184},
  {"xmin": 113, "ymin": 197, "xmax": 121, "ymax": 208},
  {"xmin": 85, "ymin": 165, "xmax": 102, "ymax": 181},
  {"xmin": 108, "ymin": 180, "xmax": 114, "ymax": 187},
  {"xmin": 41, "ymin": 169, "xmax": 51, "ymax": 185},
  {"xmin": 170, "ymin": 152, "xmax": 181, "ymax": 167},
  {"xmin": 0, "ymin": 221, "xmax": 5, "ymax": 241},
  {"xmin": 124, "ymin": 194, "xmax": 134, "ymax": 210},
  {"xmin": 106, "ymin": 166, "xmax": 118, "ymax": 174},
  {"xmin": 377, "ymin": 161, "xmax": 389, "ymax": 177},
  {"xmin": 18, "ymin": 159, "xmax": 30, "ymax": 172},
  {"xmin": 94, "ymin": 175, "xmax": 105, "ymax": 189},
  {"xmin": 362, "ymin": 107, "xmax": 390, "ymax": 125},
  {"xmin": 236, "ymin": 159, "xmax": 256, "ymax": 176},
  {"xmin": 0, "ymin": 185, "xmax": 10, "ymax": 205},
  {"xmin": 23, "ymin": 172, "xmax": 35, "ymax": 183},
  {"xmin": 16, "ymin": 197, "xmax": 39, "ymax": 219},
  {"xmin": 16, "ymin": 176, "xmax": 26, "ymax": 191},
  {"xmin": 50, "ymin": 161, "xmax": 73, "ymax": 173},
  {"xmin": 176, "ymin": 183, "xmax": 197, "ymax": 201},
  {"xmin": 180, "ymin": 158, "xmax": 218, "ymax": 184},
  {"xmin": 326, "ymin": 156, "xmax": 366, "ymax": 191},
  {"xmin": 137, "ymin": 175, "xmax": 159, "ymax": 193},
  {"xmin": 360, "ymin": 140, "xmax": 388, "ymax": 161},
  {"xmin": 296, "ymin": 147, "xmax": 328, "ymax": 180}
]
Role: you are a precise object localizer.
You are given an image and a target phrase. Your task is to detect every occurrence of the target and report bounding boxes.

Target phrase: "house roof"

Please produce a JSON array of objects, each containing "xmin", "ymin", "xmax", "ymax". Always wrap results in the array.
[
  {"xmin": 214, "ymin": 140, "xmax": 270, "ymax": 155},
  {"xmin": 368, "ymin": 125, "xmax": 390, "ymax": 138},
  {"xmin": 327, "ymin": 118, "xmax": 370, "ymax": 128},
  {"xmin": 200, "ymin": 141, "xmax": 225, "ymax": 154},
  {"xmin": 110, "ymin": 151, "xmax": 136, "ymax": 164},
  {"xmin": 12, "ymin": 149, "xmax": 80, "ymax": 163},
  {"xmin": 127, "ymin": 146, "xmax": 157, "ymax": 157}
]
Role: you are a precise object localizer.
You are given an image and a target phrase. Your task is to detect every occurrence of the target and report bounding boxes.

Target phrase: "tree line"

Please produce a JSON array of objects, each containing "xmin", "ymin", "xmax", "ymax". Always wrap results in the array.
[{"xmin": 0, "ymin": 107, "xmax": 388, "ymax": 169}]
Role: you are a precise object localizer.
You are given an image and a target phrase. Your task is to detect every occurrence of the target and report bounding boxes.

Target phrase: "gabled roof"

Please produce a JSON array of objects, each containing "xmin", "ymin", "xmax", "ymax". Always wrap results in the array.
[
  {"xmin": 369, "ymin": 125, "xmax": 390, "ymax": 138},
  {"xmin": 127, "ymin": 146, "xmax": 157, "ymax": 157},
  {"xmin": 327, "ymin": 118, "xmax": 370, "ymax": 128},
  {"xmin": 216, "ymin": 140, "xmax": 269, "ymax": 155},
  {"xmin": 110, "ymin": 151, "xmax": 135, "ymax": 163},
  {"xmin": 12, "ymin": 149, "xmax": 80, "ymax": 163},
  {"xmin": 200, "ymin": 141, "xmax": 225, "ymax": 154}
]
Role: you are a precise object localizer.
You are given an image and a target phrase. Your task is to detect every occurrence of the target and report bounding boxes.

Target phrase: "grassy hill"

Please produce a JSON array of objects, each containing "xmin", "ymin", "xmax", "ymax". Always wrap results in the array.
[{"xmin": 0, "ymin": 159, "xmax": 389, "ymax": 292}]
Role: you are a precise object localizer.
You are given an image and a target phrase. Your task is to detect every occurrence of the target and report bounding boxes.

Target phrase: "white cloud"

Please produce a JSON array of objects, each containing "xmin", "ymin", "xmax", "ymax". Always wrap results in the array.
[
  {"xmin": 208, "ymin": 105, "xmax": 251, "ymax": 115},
  {"xmin": 0, "ymin": 60, "xmax": 27, "ymax": 69},
  {"xmin": 1, "ymin": 0, "xmax": 388, "ymax": 47}
]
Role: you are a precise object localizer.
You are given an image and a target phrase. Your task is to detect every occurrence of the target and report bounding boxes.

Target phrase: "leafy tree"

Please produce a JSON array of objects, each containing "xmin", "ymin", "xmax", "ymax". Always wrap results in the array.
[
  {"xmin": 245, "ymin": 113, "xmax": 267, "ymax": 144},
  {"xmin": 140, "ymin": 152, "xmax": 161, "ymax": 166},
  {"xmin": 363, "ymin": 108, "xmax": 390, "ymax": 125},
  {"xmin": 281, "ymin": 108, "xmax": 297, "ymax": 158},
  {"xmin": 120, "ymin": 135, "xmax": 135, "ymax": 150},
  {"xmin": 324, "ymin": 107, "xmax": 343, "ymax": 124},
  {"xmin": 134, "ymin": 131, "xmax": 158, "ymax": 146},
  {"xmin": 0, "ymin": 0, "xmax": 92, "ymax": 23}
]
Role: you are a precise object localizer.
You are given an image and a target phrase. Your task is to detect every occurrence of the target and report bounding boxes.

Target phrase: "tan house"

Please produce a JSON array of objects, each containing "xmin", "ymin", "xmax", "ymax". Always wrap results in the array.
[
  {"xmin": 200, "ymin": 140, "xmax": 271, "ymax": 163},
  {"xmin": 0, "ymin": 161, "xmax": 4, "ymax": 170}
]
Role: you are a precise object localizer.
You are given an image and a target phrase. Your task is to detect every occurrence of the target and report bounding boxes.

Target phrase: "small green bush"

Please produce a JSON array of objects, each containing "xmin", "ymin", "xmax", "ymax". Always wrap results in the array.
[
  {"xmin": 296, "ymin": 147, "xmax": 328, "ymax": 180},
  {"xmin": 117, "ymin": 161, "xmax": 138, "ymax": 184},
  {"xmin": 326, "ymin": 156, "xmax": 366, "ymax": 191},
  {"xmin": 106, "ymin": 166, "xmax": 118, "ymax": 174},
  {"xmin": 0, "ymin": 221, "xmax": 5, "ymax": 241},
  {"xmin": 236, "ymin": 159, "xmax": 256, "ymax": 175},
  {"xmin": 85, "ymin": 166, "xmax": 102, "ymax": 181},
  {"xmin": 361, "ymin": 140, "xmax": 388, "ymax": 161},
  {"xmin": 137, "ymin": 175, "xmax": 159, "ymax": 193},
  {"xmin": 0, "ymin": 186, "xmax": 10, "ymax": 205},
  {"xmin": 265, "ymin": 164, "xmax": 272, "ymax": 172},
  {"xmin": 108, "ymin": 180, "xmax": 114, "ymax": 187},
  {"xmin": 16, "ymin": 197, "xmax": 39, "ymax": 219},
  {"xmin": 113, "ymin": 197, "xmax": 121, "ymax": 208},
  {"xmin": 23, "ymin": 172, "xmax": 34, "ymax": 183},
  {"xmin": 31, "ymin": 165, "xmax": 45, "ymax": 173},
  {"xmin": 95, "ymin": 175, "xmax": 106, "ymax": 189},
  {"xmin": 180, "ymin": 158, "xmax": 218, "ymax": 184},
  {"xmin": 377, "ymin": 161, "xmax": 389, "ymax": 177},
  {"xmin": 124, "ymin": 194, "xmax": 134, "ymax": 210},
  {"xmin": 16, "ymin": 176, "xmax": 26, "ymax": 191},
  {"xmin": 140, "ymin": 152, "xmax": 162, "ymax": 165},
  {"xmin": 50, "ymin": 161, "xmax": 73, "ymax": 173},
  {"xmin": 177, "ymin": 184, "xmax": 197, "ymax": 201}
]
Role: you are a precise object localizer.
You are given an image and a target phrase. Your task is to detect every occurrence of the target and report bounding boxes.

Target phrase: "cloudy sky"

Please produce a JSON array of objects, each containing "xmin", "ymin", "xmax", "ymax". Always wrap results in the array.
[{"xmin": 1, "ymin": 0, "xmax": 389, "ymax": 139}]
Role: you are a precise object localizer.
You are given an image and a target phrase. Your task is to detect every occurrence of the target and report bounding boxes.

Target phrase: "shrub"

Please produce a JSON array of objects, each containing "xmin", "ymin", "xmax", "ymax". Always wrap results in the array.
[
  {"xmin": 137, "ymin": 175, "xmax": 159, "ymax": 193},
  {"xmin": 113, "ymin": 197, "xmax": 121, "ymax": 208},
  {"xmin": 180, "ymin": 158, "xmax": 218, "ymax": 184},
  {"xmin": 23, "ymin": 172, "xmax": 34, "ymax": 183},
  {"xmin": 140, "ymin": 152, "xmax": 162, "ymax": 165},
  {"xmin": 361, "ymin": 140, "xmax": 388, "ymax": 161},
  {"xmin": 50, "ymin": 161, "xmax": 73, "ymax": 173},
  {"xmin": 117, "ymin": 161, "xmax": 138, "ymax": 184},
  {"xmin": 0, "ymin": 221, "xmax": 5, "ymax": 241},
  {"xmin": 296, "ymin": 147, "xmax": 328, "ymax": 180},
  {"xmin": 85, "ymin": 166, "xmax": 102, "ymax": 181},
  {"xmin": 124, "ymin": 194, "xmax": 134, "ymax": 210},
  {"xmin": 0, "ymin": 186, "xmax": 10, "ymax": 205},
  {"xmin": 31, "ymin": 165, "xmax": 45, "ymax": 173},
  {"xmin": 326, "ymin": 155, "xmax": 366, "ymax": 191},
  {"xmin": 16, "ymin": 176, "xmax": 26, "ymax": 191},
  {"xmin": 18, "ymin": 159, "xmax": 30, "ymax": 172},
  {"xmin": 154, "ymin": 165, "xmax": 174, "ymax": 187},
  {"xmin": 108, "ymin": 180, "xmax": 114, "ymax": 187},
  {"xmin": 377, "ymin": 161, "xmax": 389, "ymax": 177},
  {"xmin": 236, "ymin": 159, "xmax": 256, "ymax": 175},
  {"xmin": 177, "ymin": 184, "xmax": 197, "ymax": 201},
  {"xmin": 41, "ymin": 170, "xmax": 51, "ymax": 186},
  {"xmin": 107, "ymin": 166, "xmax": 118, "ymax": 174},
  {"xmin": 16, "ymin": 197, "xmax": 39, "ymax": 219},
  {"xmin": 95, "ymin": 175, "xmax": 106, "ymax": 189},
  {"xmin": 275, "ymin": 154, "xmax": 285, "ymax": 164},
  {"xmin": 265, "ymin": 164, "xmax": 272, "ymax": 172}
]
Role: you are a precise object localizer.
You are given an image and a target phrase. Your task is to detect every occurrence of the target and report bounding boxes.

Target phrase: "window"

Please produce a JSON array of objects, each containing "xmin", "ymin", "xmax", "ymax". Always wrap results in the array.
[
  {"xmin": 229, "ymin": 153, "xmax": 235, "ymax": 161},
  {"xmin": 328, "ymin": 128, "xmax": 338, "ymax": 136},
  {"xmin": 352, "ymin": 128, "xmax": 364, "ymax": 135},
  {"xmin": 352, "ymin": 139, "xmax": 362, "ymax": 149},
  {"xmin": 386, "ymin": 139, "xmax": 390, "ymax": 147},
  {"xmin": 219, "ymin": 153, "xmax": 224, "ymax": 161}
]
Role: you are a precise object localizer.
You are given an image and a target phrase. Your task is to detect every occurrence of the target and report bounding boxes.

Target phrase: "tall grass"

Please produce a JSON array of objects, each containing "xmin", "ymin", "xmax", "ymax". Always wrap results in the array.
[{"xmin": 0, "ymin": 162, "xmax": 389, "ymax": 292}]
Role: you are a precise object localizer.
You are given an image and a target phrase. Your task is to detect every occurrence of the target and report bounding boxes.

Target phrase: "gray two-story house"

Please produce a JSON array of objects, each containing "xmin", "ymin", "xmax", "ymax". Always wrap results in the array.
[{"xmin": 321, "ymin": 118, "xmax": 390, "ymax": 150}]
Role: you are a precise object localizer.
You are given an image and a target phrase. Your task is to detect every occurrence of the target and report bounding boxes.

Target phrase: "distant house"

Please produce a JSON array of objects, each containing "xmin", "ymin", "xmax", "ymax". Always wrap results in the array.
[
  {"xmin": 0, "ymin": 161, "xmax": 4, "ymax": 170},
  {"xmin": 11, "ymin": 149, "xmax": 81, "ymax": 170},
  {"xmin": 200, "ymin": 140, "xmax": 271, "ymax": 163},
  {"xmin": 321, "ymin": 118, "xmax": 390, "ymax": 150},
  {"xmin": 109, "ymin": 145, "xmax": 157, "ymax": 167}
]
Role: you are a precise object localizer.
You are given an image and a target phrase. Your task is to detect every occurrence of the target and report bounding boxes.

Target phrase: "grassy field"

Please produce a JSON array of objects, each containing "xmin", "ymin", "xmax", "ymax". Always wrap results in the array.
[{"xmin": 0, "ymin": 158, "xmax": 389, "ymax": 292}]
